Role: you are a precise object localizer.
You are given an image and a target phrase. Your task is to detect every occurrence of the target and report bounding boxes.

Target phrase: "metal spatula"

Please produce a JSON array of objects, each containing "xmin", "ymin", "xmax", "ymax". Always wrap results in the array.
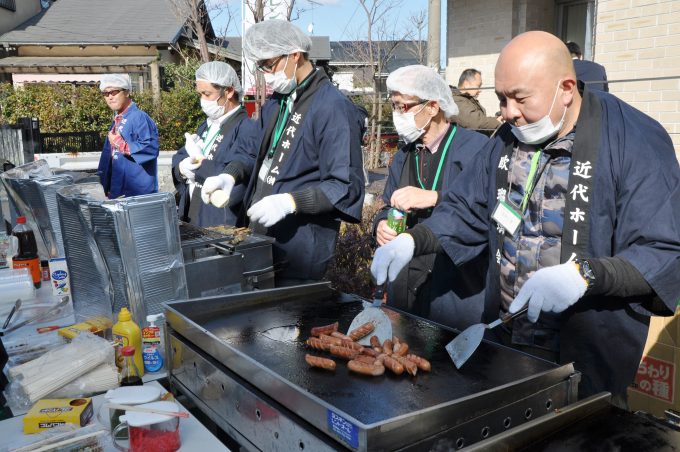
[
  {"xmin": 446, "ymin": 305, "xmax": 529, "ymax": 369},
  {"xmin": 347, "ymin": 286, "xmax": 393, "ymax": 346}
]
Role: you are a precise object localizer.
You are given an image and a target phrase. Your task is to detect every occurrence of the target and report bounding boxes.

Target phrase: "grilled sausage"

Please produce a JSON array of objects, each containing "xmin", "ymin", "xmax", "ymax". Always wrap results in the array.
[
  {"xmin": 330, "ymin": 344, "xmax": 359, "ymax": 360},
  {"xmin": 382, "ymin": 339, "xmax": 393, "ymax": 355},
  {"xmin": 393, "ymin": 342, "xmax": 409, "ymax": 357},
  {"xmin": 361, "ymin": 347, "xmax": 379, "ymax": 357},
  {"xmin": 348, "ymin": 322, "xmax": 375, "ymax": 341},
  {"xmin": 380, "ymin": 354, "xmax": 404, "ymax": 375},
  {"xmin": 311, "ymin": 322, "xmax": 339, "ymax": 337},
  {"xmin": 318, "ymin": 334, "xmax": 343, "ymax": 346},
  {"xmin": 306, "ymin": 337, "xmax": 331, "ymax": 351},
  {"xmin": 394, "ymin": 356, "xmax": 418, "ymax": 376},
  {"xmin": 370, "ymin": 335, "xmax": 381, "ymax": 348},
  {"xmin": 348, "ymin": 359, "xmax": 385, "ymax": 376},
  {"xmin": 305, "ymin": 354, "xmax": 336, "ymax": 371},
  {"xmin": 340, "ymin": 340, "xmax": 365, "ymax": 352},
  {"xmin": 355, "ymin": 355, "xmax": 378, "ymax": 364},
  {"xmin": 331, "ymin": 331, "xmax": 353, "ymax": 341},
  {"xmin": 406, "ymin": 354, "xmax": 431, "ymax": 372}
]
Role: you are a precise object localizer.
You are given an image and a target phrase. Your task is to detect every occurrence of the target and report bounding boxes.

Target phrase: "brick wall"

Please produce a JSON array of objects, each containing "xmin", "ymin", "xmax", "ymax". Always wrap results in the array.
[{"xmin": 595, "ymin": 0, "xmax": 680, "ymax": 158}]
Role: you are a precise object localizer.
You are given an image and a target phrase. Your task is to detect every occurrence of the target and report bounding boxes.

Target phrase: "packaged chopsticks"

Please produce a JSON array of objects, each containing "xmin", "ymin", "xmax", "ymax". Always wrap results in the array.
[{"xmin": 5, "ymin": 333, "xmax": 114, "ymax": 407}]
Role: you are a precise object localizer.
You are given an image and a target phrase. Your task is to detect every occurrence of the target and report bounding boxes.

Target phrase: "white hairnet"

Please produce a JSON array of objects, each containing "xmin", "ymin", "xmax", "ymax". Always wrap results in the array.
[
  {"xmin": 100, "ymin": 74, "xmax": 131, "ymax": 91},
  {"xmin": 386, "ymin": 65, "xmax": 459, "ymax": 119},
  {"xmin": 195, "ymin": 61, "xmax": 242, "ymax": 93},
  {"xmin": 243, "ymin": 19, "xmax": 312, "ymax": 61}
]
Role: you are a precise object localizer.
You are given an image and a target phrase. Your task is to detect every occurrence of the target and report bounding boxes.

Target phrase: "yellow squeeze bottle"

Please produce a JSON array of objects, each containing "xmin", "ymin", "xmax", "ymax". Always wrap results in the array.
[{"xmin": 112, "ymin": 307, "xmax": 144, "ymax": 377}]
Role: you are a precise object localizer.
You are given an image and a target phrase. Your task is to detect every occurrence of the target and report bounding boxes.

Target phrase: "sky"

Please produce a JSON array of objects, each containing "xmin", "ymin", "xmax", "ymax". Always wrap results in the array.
[{"xmin": 211, "ymin": 0, "xmax": 447, "ymax": 67}]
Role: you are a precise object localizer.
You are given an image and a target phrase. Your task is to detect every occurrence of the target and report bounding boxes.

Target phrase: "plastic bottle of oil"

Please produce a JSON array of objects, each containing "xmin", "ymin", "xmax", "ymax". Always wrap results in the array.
[
  {"xmin": 112, "ymin": 307, "xmax": 144, "ymax": 377},
  {"xmin": 12, "ymin": 216, "xmax": 41, "ymax": 288}
]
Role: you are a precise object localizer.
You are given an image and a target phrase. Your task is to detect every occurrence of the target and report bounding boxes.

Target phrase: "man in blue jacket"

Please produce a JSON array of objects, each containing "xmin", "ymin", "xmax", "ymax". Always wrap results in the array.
[
  {"xmin": 172, "ymin": 61, "xmax": 251, "ymax": 226},
  {"xmin": 97, "ymin": 74, "xmax": 159, "ymax": 198},
  {"xmin": 567, "ymin": 41, "xmax": 608, "ymax": 92},
  {"xmin": 374, "ymin": 65, "xmax": 488, "ymax": 330},
  {"xmin": 201, "ymin": 20, "xmax": 365, "ymax": 285},
  {"xmin": 371, "ymin": 31, "xmax": 680, "ymax": 407}
]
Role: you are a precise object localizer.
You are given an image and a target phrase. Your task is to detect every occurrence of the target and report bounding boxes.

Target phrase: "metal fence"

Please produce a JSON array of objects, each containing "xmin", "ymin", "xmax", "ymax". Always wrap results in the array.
[
  {"xmin": 0, "ymin": 117, "xmax": 37, "ymax": 166},
  {"xmin": 39, "ymin": 131, "xmax": 104, "ymax": 154}
]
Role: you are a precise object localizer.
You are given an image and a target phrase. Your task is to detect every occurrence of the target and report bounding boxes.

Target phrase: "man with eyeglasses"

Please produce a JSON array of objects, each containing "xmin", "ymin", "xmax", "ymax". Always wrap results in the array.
[
  {"xmin": 371, "ymin": 31, "xmax": 680, "ymax": 408},
  {"xmin": 97, "ymin": 74, "xmax": 159, "ymax": 198},
  {"xmin": 201, "ymin": 20, "xmax": 365, "ymax": 285},
  {"xmin": 372, "ymin": 65, "xmax": 488, "ymax": 330}
]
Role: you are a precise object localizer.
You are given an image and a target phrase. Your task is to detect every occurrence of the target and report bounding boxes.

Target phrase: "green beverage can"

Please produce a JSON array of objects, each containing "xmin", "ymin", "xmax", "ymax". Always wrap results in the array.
[{"xmin": 387, "ymin": 208, "xmax": 407, "ymax": 234}]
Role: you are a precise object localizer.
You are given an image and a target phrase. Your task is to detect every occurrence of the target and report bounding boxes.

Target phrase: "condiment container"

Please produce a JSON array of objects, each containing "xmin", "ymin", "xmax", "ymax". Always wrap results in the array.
[
  {"xmin": 111, "ymin": 401, "xmax": 181, "ymax": 452},
  {"xmin": 103, "ymin": 385, "xmax": 162, "ymax": 431}
]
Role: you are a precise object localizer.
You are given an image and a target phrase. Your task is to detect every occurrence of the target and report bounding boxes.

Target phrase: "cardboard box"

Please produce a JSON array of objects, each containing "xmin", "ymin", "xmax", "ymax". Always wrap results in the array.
[
  {"xmin": 628, "ymin": 307, "xmax": 680, "ymax": 416},
  {"xmin": 23, "ymin": 398, "xmax": 93, "ymax": 433}
]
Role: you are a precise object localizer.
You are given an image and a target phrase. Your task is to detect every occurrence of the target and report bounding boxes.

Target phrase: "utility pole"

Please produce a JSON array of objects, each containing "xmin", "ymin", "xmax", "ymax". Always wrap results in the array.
[{"xmin": 427, "ymin": 0, "xmax": 441, "ymax": 71}]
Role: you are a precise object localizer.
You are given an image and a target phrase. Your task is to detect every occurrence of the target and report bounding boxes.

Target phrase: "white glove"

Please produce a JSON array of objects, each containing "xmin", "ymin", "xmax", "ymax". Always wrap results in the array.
[
  {"xmin": 184, "ymin": 133, "xmax": 205, "ymax": 160},
  {"xmin": 370, "ymin": 233, "xmax": 415, "ymax": 285},
  {"xmin": 508, "ymin": 261, "xmax": 588, "ymax": 323},
  {"xmin": 201, "ymin": 173, "xmax": 235, "ymax": 204},
  {"xmin": 247, "ymin": 194, "xmax": 296, "ymax": 228},
  {"xmin": 178, "ymin": 157, "xmax": 201, "ymax": 182}
]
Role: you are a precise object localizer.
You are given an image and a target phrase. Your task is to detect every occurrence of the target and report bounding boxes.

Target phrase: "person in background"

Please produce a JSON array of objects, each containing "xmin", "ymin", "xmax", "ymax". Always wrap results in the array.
[
  {"xmin": 97, "ymin": 74, "xmax": 159, "ymax": 199},
  {"xmin": 200, "ymin": 20, "xmax": 365, "ymax": 285},
  {"xmin": 371, "ymin": 31, "xmax": 680, "ymax": 407},
  {"xmin": 172, "ymin": 61, "xmax": 251, "ymax": 226},
  {"xmin": 566, "ymin": 41, "xmax": 608, "ymax": 92},
  {"xmin": 373, "ymin": 65, "xmax": 488, "ymax": 330},
  {"xmin": 451, "ymin": 69, "xmax": 502, "ymax": 132}
]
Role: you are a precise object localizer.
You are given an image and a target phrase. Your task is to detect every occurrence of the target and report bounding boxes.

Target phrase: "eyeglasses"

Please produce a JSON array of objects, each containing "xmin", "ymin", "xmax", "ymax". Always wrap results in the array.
[
  {"xmin": 391, "ymin": 99, "xmax": 428, "ymax": 114},
  {"xmin": 102, "ymin": 89, "xmax": 122, "ymax": 98},
  {"xmin": 256, "ymin": 55, "xmax": 284, "ymax": 74}
]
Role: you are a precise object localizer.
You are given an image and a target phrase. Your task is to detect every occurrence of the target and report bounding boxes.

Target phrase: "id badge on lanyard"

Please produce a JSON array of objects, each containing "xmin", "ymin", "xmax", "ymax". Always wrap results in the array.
[
  {"xmin": 492, "ymin": 148, "xmax": 543, "ymax": 237},
  {"xmin": 492, "ymin": 200, "xmax": 522, "ymax": 236}
]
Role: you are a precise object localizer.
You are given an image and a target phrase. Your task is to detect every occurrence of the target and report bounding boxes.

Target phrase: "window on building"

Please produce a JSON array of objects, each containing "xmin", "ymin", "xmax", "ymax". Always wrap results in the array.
[
  {"xmin": 0, "ymin": 0, "xmax": 16, "ymax": 12},
  {"xmin": 556, "ymin": 0, "xmax": 596, "ymax": 60}
]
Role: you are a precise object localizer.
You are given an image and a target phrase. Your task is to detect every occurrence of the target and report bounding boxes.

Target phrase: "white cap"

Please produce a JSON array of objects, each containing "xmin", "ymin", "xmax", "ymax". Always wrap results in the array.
[
  {"xmin": 386, "ymin": 65, "xmax": 459, "ymax": 120},
  {"xmin": 146, "ymin": 313, "xmax": 164, "ymax": 324},
  {"xmin": 195, "ymin": 61, "xmax": 242, "ymax": 93},
  {"xmin": 100, "ymin": 74, "xmax": 132, "ymax": 91},
  {"xmin": 243, "ymin": 19, "xmax": 312, "ymax": 61}
]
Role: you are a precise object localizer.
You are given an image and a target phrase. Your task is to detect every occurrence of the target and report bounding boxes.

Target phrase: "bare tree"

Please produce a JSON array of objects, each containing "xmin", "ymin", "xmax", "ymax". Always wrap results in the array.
[
  {"xmin": 405, "ymin": 10, "xmax": 427, "ymax": 65},
  {"xmin": 352, "ymin": 0, "xmax": 408, "ymax": 170},
  {"xmin": 168, "ymin": 0, "xmax": 221, "ymax": 63}
]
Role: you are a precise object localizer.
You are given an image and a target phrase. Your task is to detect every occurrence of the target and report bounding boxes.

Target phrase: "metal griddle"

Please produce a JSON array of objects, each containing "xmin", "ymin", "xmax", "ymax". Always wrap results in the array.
[{"xmin": 165, "ymin": 283, "xmax": 579, "ymax": 451}]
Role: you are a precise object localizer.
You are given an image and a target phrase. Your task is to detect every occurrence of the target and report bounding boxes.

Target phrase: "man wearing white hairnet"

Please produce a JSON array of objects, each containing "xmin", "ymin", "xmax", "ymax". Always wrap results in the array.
[
  {"xmin": 201, "ymin": 20, "xmax": 365, "ymax": 285},
  {"xmin": 373, "ymin": 65, "xmax": 488, "ymax": 330},
  {"xmin": 97, "ymin": 74, "xmax": 159, "ymax": 198},
  {"xmin": 171, "ymin": 61, "xmax": 252, "ymax": 226}
]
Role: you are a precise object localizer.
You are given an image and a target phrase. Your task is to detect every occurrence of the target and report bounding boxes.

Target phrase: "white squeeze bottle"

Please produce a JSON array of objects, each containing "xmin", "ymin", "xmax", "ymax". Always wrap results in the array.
[{"xmin": 142, "ymin": 314, "xmax": 164, "ymax": 373}]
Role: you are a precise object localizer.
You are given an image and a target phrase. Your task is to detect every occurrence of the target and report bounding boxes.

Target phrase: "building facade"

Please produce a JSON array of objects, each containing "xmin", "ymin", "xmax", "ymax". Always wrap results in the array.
[{"xmin": 445, "ymin": 0, "xmax": 680, "ymax": 157}]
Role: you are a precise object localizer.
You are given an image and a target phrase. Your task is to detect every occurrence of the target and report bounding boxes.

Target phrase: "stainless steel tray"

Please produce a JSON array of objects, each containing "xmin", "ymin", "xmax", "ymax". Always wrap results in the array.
[{"xmin": 165, "ymin": 283, "xmax": 577, "ymax": 450}]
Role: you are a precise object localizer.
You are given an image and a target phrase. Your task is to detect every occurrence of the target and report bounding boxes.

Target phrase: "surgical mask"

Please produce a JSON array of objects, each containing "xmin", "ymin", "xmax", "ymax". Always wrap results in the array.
[
  {"xmin": 392, "ymin": 104, "xmax": 431, "ymax": 144},
  {"xmin": 264, "ymin": 56, "xmax": 297, "ymax": 94},
  {"xmin": 200, "ymin": 95, "xmax": 225, "ymax": 120},
  {"xmin": 511, "ymin": 81, "xmax": 567, "ymax": 145}
]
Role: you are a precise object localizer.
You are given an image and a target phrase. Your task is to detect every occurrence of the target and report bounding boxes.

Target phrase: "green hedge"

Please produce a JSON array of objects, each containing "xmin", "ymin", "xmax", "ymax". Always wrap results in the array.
[{"xmin": 0, "ymin": 82, "xmax": 204, "ymax": 151}]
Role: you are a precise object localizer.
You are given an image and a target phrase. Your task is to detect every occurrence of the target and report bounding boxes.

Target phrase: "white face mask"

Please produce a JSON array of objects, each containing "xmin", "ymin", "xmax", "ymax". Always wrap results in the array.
[
  {"xmin": 264, "ymin": 55, "xmax": 297, "ymax": 94},
  {"xmin": 510, "ymin": 81, "xmax": 567, "ymax": 145},
  {"xmin": 392, "ymin": 104, "xmax": 430, "ymax": 144},
  {"xmin": 200, "ymin": 94, "xmax": 225, "ymax": 120}
]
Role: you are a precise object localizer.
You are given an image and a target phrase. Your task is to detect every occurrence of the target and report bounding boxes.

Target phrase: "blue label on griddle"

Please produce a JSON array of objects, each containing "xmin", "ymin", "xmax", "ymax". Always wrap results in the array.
[{"xmin": 327, "ymin": 409, "xmax": 359, "ymax": 449}]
